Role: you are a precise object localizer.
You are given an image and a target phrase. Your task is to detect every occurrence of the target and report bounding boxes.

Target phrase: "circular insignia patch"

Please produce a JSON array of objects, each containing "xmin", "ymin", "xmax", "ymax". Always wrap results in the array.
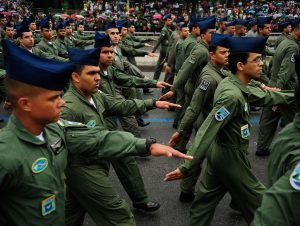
[
  {"xmin": 32, "ymin": 158, "xmax": 48, "ymax": 174},
  {"xmin": 290, "ymin": 163, "xmax": 300, "ymax": 191}
]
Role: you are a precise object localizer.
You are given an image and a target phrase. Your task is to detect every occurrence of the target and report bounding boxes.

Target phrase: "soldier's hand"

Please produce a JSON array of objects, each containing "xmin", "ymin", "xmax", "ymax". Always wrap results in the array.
[
  {"xmin": 165, "ymin": 65, "xmax": 172, "ymax": 74},
  {"xmin": 149, "ymin": 143, "xmax": 193, "ymax": 160},
  {"xmin": 164, "ymin": 168, "xmax": 185, "ymax": 181},
  {"xmin": 159, "ymin": 91, "xmax": 176, "ymax": 100},
  {"xmin": 168, "ymin": 132, "xmax": 181, "ymax": 147},
  {"xmin": 261, "ymin": 85, "xmax": 281, "ymax": 92},
  {"xmin": 144, "ymin": 43, "xmax": 153, "ymax": 48},
  {"xmin": 156, "ymin": 81, "xmax": 172, "ymax": 89},
  {"xmin": 147, "ymin": 52, "xmax": 157, "ymax": 57},
  {"xmin": 155, "ymin": 101, "xmax": 181, "ymax": 109}
]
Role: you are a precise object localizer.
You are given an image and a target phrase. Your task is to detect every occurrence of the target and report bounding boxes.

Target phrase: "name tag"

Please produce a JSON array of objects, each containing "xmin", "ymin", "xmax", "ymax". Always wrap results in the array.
[
  {"xmin": 41, "ymin": 195, "xmax": 56, "ymax": 216},
  {"xmin": 241, "ymin": 124, "xmax": 250, "ymax": 139}
]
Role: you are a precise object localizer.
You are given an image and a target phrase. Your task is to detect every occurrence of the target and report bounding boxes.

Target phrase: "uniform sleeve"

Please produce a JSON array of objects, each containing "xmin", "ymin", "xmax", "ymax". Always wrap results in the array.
[
  {"xmin": 179, "ymin": 94, "xmax": 238, "ymax": 175},
  {"xmin": 248, "ymin": 86, "xmax": 295, "ymax": 106},
  {"xmin": 276, "ymin": 47, "xmax": 297, "ymax": 89},
  {"xmin": 167, "ymin": 40, "xmax": 178, "ymax": 66},
  {"xmin": 113, "ymin": 67, "xmax": 157, "ymax": 88},
  {"xmin": 64, "ymin": 125, "xmax": 149, "ymax": 158},
  {"xmin": 251, "ymin": 172, "xmax": 299, "ymax": 226},
  {"xmin": 103, "ymin": 93, "xmax": 154, "ymax": 116},
  {"xmin": 123, "ymin": 61, "xmax": 145, "ymax": 78},
  {"xmin": 152, "ymin": 30, "xmax": 165, "ymax": 52},
  {"xmin": 120, "ymin": 44, "xmax": 148, "ymax": 57},
  {"xmin": 61, "ymin": 105, "xmax": 83, "ymax": 122},
  {"xmin": 178, "ymin": 77, "xmax": 217, "ymax": 135}
]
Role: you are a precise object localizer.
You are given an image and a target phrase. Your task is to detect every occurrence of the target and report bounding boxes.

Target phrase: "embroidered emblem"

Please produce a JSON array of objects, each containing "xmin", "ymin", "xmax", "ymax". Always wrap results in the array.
[
  {"xmin": 86, "ymin": 120, "xmax": 97, "ymax": 128},
  {"xmin": 215, "ymin": 106, "xmax": 230, "ymax": 121},
  {"xmin": 290, "ymin": 163, "xmax": 300, "ymax": 191},
  {"xmin": 291, "ymin": 53, "xmax": 295, "ymax": 63},
  {"xmin": 241, "ymin": 124, "xmax": 250, "ymax": 139},
  {"xmin": 199, "ymin": 80, "xmax": 210, "ymax": 91},
  {"xmin": 41, "ymin": 195, "xmax": 56, "ymax": 216},
  {"xmin": 32, "ymin": 158, "xmax": 48, "ymax": 174}
]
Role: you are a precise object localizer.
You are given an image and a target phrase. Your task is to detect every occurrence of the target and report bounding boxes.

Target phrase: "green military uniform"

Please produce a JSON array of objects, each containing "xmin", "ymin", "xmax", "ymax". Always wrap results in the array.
[
  {"xmin": 122, "ymin": 32, "xmax": 153, "ymax": 66},
  {"xmin": 62, "ymin": 85, "xmax": 156, "ymax": 226},
  {"xmin": 72, "ymin": 31, "xmax": 94, "ymax": 49},
  {"xmin": 153, "ymin": 25, "xmax": 172, "ymax": 80},
  {"xmin": 65, "ymin": 34, "xmax": 93, "ymax": 49},
  {"xmin": 0, "ymin": 69, "xmax": 5, "ymax": 103},
  {"xmin": 35, "ymin": 38, "xmax": 68, "ymax": 62},
  {"xmin": 177, "ymin": 63, "xmax": 228, "ymax": 194},
  {"xmin": 274, "ymin": 33, "xmax": 288, "ymax": 50},
  {"xmin": 257, "ymin": 35, "xmax": 299, "ymax": 154},
  {"xmin": 171, "ymin": 40, "xmax": 210, "ymax": 151},
  {"xmin": 179, "ymin": 74, "xmax": 295, "ymax": 225},
  {"xmin": 0, "ymin": 114, "xmax": 151, "ymax": 226},
  {"xmin": 31, "ymin": 30, "xmax": 41, "ymax": 45},
  {"xmin": 19, "ymin": 44, "xmax": 64, "ymax": 62},
  {"xmin": 251, "ymin": 113, "xmax": 300, "ymax": 226},
  {"xmin": 53, "ymin": 36, "xmax": 69, "ymax": 59}
]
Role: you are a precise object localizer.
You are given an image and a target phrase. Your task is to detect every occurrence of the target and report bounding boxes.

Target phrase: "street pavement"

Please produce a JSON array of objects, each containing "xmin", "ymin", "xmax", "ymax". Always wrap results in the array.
[{"xmin": 0, "ymin": 71, "xmax": 272, "ymax": 226}]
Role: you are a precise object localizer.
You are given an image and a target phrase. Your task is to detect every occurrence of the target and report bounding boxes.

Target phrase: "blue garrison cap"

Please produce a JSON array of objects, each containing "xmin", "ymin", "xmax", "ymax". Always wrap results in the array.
[
  {"xmin": 278, "ymin": 22, "xmax": 291, "ymax": 32},
  {"xmin": 64, "ymin": 19, "xmax": 73, "ymax": 27},
  {"xmin": 180, "ymin": 22, "xmax": 189, "ymax": 30},
  {"xmin": 56, "ymin": 21, "xmax": 65, "ymax": 30},
  {"xmin": 2, "ymin": 40, "xmax": 75, "ymax": 90},
  {"xmin": 163, "ymin": 13, "xmax": 172, "ymax": 20},
  {"xmin": 227, "ymin": 37, "xmax": 268, "ymax": 53},
  {"xmin": 210, "ymin": 33, "xmax": 231, "ymax": 48},
  {"xmin": 16, "ymin": 20, "xmax": 30, "ymax": 37},
  {"xmin": 294, "ymin": 54, "xmax": 300, "ymax": 81},
  {"xmin": 68, "ymin": 48, "xmax": 100, "ymax": 66},
  {"xmin": 226, "ymin": 20, "xmax": 236, "ymax": 27},
  {"xmin": 197, "ymin": 17, "xmax": 216, "ymax": 30},
  {"xmin": 117, "ymin": 20, "xmax": 128, "ymax": 28},
  {"xmin": 94, "ymin": 32, "xmax": 112, "ymax": 48},
  {"xmin": 5, "ymin": 22, "xmax": 14, "ymax": 29},
  {"xmin": 235, "ymin": 19, "xmax": 249, "ymax": 27},
  {"xmin": 127, "ymin": 21, "xmax": 135, "ymax": 27},
  {"xmin": 105, "ymin": 19, "xmax": 117, "ymax": 30},
  {"xmin": 40, "ymin": 16, "xmax": 51, "ymax": 29},
  {"xmin": 175, "ymin": 17, "xmax": 184, "ymax": 24},
  {"xmin": 257, "ymin": 16, "xmax": 272, "ymax": 25},
  {"xmin": 291, "ymin": 18, "xmax": 300, "ymax": 28}
]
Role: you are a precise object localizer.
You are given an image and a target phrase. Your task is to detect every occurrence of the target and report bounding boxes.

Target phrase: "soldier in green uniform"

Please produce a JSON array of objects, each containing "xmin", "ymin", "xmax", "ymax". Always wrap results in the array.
[
  {"xmin": 0, "ymin": 39, "xmax": 192, "ymax": 226},
  {"xmin": 256, "ymin": 21, "xmax": 300, "ymax": 156},
  {"xmin": 168, "ymin": 33, "xmax": 230, "ymax": 201},
  {"xmin": 64, "ymin": 19, "xmax": 93, "ymax": 49},
  {"xmin": 251, "ymin": 54, "xmax": 300, "ymax": 226},
  {"xmin": 274, "ymin": 21, "xmax": 292, "ymax": 49},
  {"xmin": 3, "ymin": 22, "xmax": 17, "ymax": 43},
  {"xmin": 164, "ymin": 37, "xmax": 295, "ymax": 226},
  {"xmin": 72, "ymin": 22, "xmax": 94, "ymax": 49},
  {"xmin": 224, "ymin": 21, "xmax": 236, "ymax": 35},
  {"xmin": 152, "ymin": 13, "xmax": 173, "ymax": 80},
  {"xmin": 216, "ymin": 17, "xmax": 227, "ymax": 34},
  {"xmin": 63, "ymin": 47, "xmax": 181, "ymax": 225},
  {"xmin": 53, "ymin": 22, "xmax": 69, "ymax": 59},
  {"xmin": 246, "ymin": 20, "xmax": 258, "ymax": 37},
  {"xmin": 35, "ymin": 17, "xmax": 68, "ymax": 62},
  {"xmin": 161, "ymin": 18, "xmax": 216, "ymax": 152},
  {"xmin": 29, "ymin": 18, "xmax": 41, "ymax": 45}
]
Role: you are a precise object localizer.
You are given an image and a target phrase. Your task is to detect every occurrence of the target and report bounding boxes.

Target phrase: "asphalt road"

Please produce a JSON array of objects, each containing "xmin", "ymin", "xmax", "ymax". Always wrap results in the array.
[{"xmin": 0, "ymin": 71, "xmax": 272, "ymax": 226}]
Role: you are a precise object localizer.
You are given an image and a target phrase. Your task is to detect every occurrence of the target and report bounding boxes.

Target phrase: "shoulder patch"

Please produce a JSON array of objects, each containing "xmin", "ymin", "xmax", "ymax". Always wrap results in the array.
[
  {"xmin": 189, "ymin": 55, "xmax": 196, "ymax": 64},
  {"xmin": 215, "ymin": 106, "xmax": 230, "ymax": 121},
  {"xmin": 86, "ymin": 120, "xmax": 97, "ymax": 128},
  {"xmin": 291, "ymin": 53, "xmax": 296, "ymax": 63},
  {"xmin": 290, "ymin": 163, "xmax": 300, "ymax": 191},
  {"xmin": 199, "ymin": 80, "xmax": 210, "ymax": 91}
]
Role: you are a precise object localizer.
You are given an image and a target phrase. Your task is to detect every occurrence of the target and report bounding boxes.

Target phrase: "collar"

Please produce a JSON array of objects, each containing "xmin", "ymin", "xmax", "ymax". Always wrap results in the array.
[
  {"xmin": 198, "ymin": 39, "xmax": 209, "ymax": 49},
  {"xmin": 7, "ymin": 114, "xmax": 47, "ymax": 145},
  {"xmin": 207, "ymin": 62, "xmax": 227, "ymax": 78},
  {"xmin": 228, "ymin": 73, "xmax": 249, "ymax": 94},
  {"xmin": 69, "ymin": 84, "xmax": 97, "ymax": 108}
]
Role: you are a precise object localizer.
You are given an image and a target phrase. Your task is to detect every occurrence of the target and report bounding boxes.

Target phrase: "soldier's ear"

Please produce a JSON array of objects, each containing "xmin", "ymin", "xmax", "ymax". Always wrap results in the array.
[
  {"xmin": 237, "ymin": 62, "xmax": 244, "ymax": 72},
  {"xmin": 71, "ymin": 72, "xmax": 80, "ymax": 84},
  {"xmin": 18, "ymin": 97, "xmax": 32, "ymax": 112}
]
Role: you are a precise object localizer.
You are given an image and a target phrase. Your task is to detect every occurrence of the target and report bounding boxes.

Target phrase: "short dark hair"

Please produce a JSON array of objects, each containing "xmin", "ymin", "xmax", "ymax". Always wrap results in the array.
[
  {"xmin": 74, "ymin": 64, "xmax": 85, "ymax": 74},
  {"xmin": 257, "ymin": 24, "xmax": 267, "ymax": 32},
  {"xmin": 228, "ymin": 52, "xmax": 249, "ymax": 74},
  {"xmin": 209, "ymin": 45, "xmax": 217, "ymax": 53},
  {"xmin": 200, "ymin": 28, "xmax": 209, "ymax": 35},
  {"xmin": 189, "ymin": 23, "xmax": 198, "ymax": 31}
]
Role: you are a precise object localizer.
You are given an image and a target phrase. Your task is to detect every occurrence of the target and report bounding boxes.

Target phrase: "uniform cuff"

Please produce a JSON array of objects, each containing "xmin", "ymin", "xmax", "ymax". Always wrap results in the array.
[{"xmin": 134, "ymin": 138, "xmax": 150, "ymax": 157}]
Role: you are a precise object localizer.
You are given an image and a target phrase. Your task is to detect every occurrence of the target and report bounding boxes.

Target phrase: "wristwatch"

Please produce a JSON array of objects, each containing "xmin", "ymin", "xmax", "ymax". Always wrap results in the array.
[{"xmin": 146, "ymin": 137, "xmax": 157, "ymax": 152}]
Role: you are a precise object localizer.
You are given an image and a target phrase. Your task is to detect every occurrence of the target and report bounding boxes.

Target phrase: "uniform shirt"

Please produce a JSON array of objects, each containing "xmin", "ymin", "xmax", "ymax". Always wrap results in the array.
[
  {"xmin": 152, "ymin": 25, "xmax": 172, "ymax": 52},
  {"xmin": 177, "ymin": 62, "xmax": 228, "ymax": 135},
  {"xmin": 251, "ymin": 113, "xmax": 300, "ymax": 226},
  {"xmin": 180, "ymin": 73, "xmax": 295, "ymax": 175},
  {"xmin": 35, "ymin": 38, "xmax": 68, "ymax": 62},
  {"xmin": 0, "ymin": 114, "xmax": 149, "ymax": 226},
  {"xmin": 53, "ymin": 37, "xmax": 69, "ymax": 59},
  {"xmin": 269, "ymin": 35, "xmax": 300, "ymax": 90}
]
